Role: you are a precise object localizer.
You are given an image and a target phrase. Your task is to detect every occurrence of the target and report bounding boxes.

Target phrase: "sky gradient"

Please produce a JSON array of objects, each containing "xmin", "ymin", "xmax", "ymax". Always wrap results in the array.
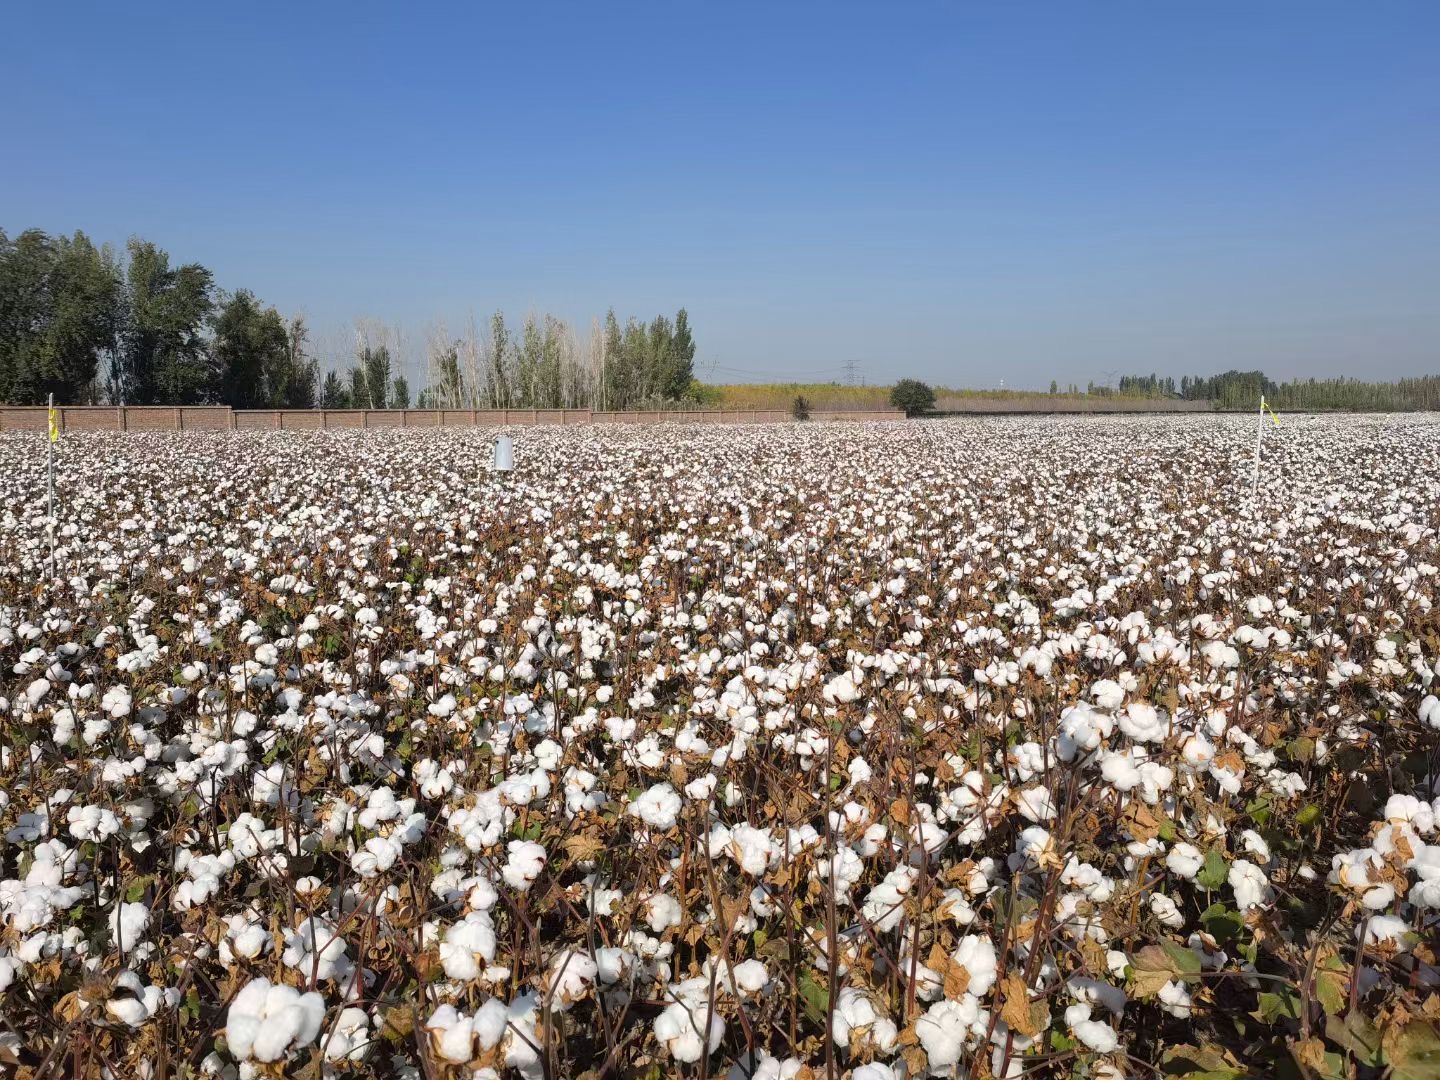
[{"xmin": 4, "ymin": 1, "xmax": 1437, "ymax": 388}]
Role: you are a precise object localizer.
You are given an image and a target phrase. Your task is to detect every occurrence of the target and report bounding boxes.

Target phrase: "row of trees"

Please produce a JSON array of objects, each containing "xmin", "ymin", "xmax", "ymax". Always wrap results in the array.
[
  {"xmin": 407, "ymin": 308, "xmax": 696, "ymax": 411},
  {"xmin": 0, "ymin": 226, "xmax": 698, "ymax": 410},
  {"xmin": 1147, "ymin": 369, "xmax": 1440, "ymax": 411}
]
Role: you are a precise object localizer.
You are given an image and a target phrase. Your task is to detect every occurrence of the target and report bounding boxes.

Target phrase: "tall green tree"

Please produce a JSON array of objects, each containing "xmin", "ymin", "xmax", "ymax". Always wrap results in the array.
[
  {"xmin": 390, "ymin": 375, "xmax": 410, "ymax": 409},
  {"xmin": 274, "ymin": 316, "xmax": 319, "ymax": 408},
  {"xmin": 115, "ymin": 239, "xmax": 214, "ymax": 404},
  {"xmin": 0, "ymin": 229, "xmax": 121, "ymax": 404},
  {"xmin": 669, "ymin": 308, "xmax": 696, "ymax": 399},
  {"xmin": 212, "ymin": 290, "xmax": 289, "ymax": 408},
  {"xmin": 320, "ymin": 369, "xmax": 350, "ymax": 408}
]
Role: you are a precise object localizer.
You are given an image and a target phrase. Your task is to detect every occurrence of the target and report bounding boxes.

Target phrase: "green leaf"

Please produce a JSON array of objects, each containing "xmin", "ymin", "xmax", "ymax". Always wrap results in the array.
[
  {"xmin": 1160, "ymin": 1042, "xmax": 1248, "ymax": 1078},
  {"xmin": 1324, "ymin": 1013, "xmax": 1383, "ymax": 1068},
  {"xmin": 1201, "ymin": 903, "xmax": 1245, "ymax": 948},
  {"xmin": 798, "ymin": 971, "xmax": 829, "ymax": 1025},
  {"xmin": 1253, "ymin": 988, "xmax": 1304, "ymax": 1026},
  {"xmin": 124, "ymin": 874, "xmax": 154, "ymax": 903},
  {"xmin": 1158, "ymin": 937, "xmax": 1203, "ymax": 978},
  {"xmin": 1196, "ymin": 847, "xmax": 1229, "ymax": 891},
  {"xmin": 1313, "ymin": 955, "xmax": 1348, "ymax": 1015},
  {"xmin": 1389, "ymin": 1022, "xmax": 1440, "ymax": 1080},
  {"xmin": 1295, "ymin": 804, "xmax": 1322, "ymax": 828}
]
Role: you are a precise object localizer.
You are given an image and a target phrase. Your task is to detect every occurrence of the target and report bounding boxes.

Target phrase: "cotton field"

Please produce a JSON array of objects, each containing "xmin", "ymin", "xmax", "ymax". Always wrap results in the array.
[{"xmin": 3, "ymin": 415, "xmax": 1440, "ymax": 1080}]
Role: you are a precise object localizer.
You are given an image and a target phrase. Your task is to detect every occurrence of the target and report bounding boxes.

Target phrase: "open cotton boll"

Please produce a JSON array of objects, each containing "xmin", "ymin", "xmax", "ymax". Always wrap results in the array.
[
  {"xmin": 546, "ymin": 949, "xmax": 598, "ymax": 1010},
  {"xmin": 916, "ymin": 997, "xmax": 983, "ymax": 1070},
  {"xmin": 1149, "ymin": 893, "xmax": 1184, "ymax": 929},
  {"xmin": 225, "ymin": 977, "xmax": 326, "ymax": 1063},
  {"xmin": 1064, "ymin": 1003, "xmax": 1120, "ymax": 1053},
  {"xmin": 644, "ymin": 893, "xmax": 683, "ymax": 932},
  {"xmin": 831, "ymin": 987, "xmax": 898, "ymax": 1054},
  {"xmin": 1228, "ymin": 860, "xmax": 1273, "ymax": 910},
  {"xmin": 440, "ymin": 912, "xmax": 497, "ymax": 980},
  {"xmin": 324, "ymin": 1006, "xmax": 372, "ymax": 1062},
  {"xmin": 1158, "ymin": 980, "xmax": 1193, "ymax": 1018},
  {"xmin": 629, "ymin": 783, "xmax": 682, "ymax": 830},
  {"xmin": 502, "ymin": 840, "xmax": 547, "ymax": 891},
  {"xmin": 1099, "ymin": 751, "xmax": 1141, "ymax": 791},
  {"xmin": 1090, "ymin": 680, "xmax": 1125, "ymax": 709},
  {"xmin": 822, "ymin": 669, "xmax": 862, "ymax": 704},
  {"xmin": 1420, "ymin": 695, "xmax": 1440, "ymax": 731},
  {"xmin": 1165, "ymin": 842, "xmax": 1204, "ymax": 879},
  {"xmin": 951, "ymin": 934, "xmax": 999, "ymax": 997},
  {"xmin": 110, "ymin": 901, "xmax": 150, "ymax": 952},
  {"xmin": 282, "ymin": 917, "xmax": 352, "ymax": 982},
  {"xmin": 654, "ymin": 1001, "xmax": 724, "ymax": 1063},
  {"xmin": 860, "ymin": 866, "xmax": 919, "ymax": 933}
]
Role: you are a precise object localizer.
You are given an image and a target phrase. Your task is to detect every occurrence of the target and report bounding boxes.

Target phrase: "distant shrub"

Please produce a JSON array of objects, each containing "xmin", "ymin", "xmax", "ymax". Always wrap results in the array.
[
  {"xmin": 791, "ymin": 395, "xmax": 811, "ymax": 421},
  {"xmin": 889, "ymin": 378, "xmax": 935, "ymax": 418}
]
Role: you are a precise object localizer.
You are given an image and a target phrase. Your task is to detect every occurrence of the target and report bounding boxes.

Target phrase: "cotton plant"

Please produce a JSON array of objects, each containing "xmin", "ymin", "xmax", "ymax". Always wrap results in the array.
[{"xmin": 2, "ymin": 417, "xmax": 1440, "ymax": 1075}]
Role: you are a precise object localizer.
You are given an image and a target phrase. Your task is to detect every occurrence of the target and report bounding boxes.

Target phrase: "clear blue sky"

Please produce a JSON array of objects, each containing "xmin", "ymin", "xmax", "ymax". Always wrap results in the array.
[{"xmin": 4, "ymin": 1, "xmax": 1437, "ymax": 388}]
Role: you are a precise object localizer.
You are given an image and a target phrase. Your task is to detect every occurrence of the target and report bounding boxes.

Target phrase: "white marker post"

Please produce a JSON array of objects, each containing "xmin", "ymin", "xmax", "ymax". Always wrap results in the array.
[{"xmin": 46, "ymin": 393, "xmax": 57, "ymax": 580}]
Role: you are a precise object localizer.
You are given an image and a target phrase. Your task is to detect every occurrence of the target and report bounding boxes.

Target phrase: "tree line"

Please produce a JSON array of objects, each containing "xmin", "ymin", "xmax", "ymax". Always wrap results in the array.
[
  {"xmin": 0, "ymin": 226, "xmax": 697, "ymax": 410},
  {"xmin": 1047, "ymin": 369, "xmax": 1440, "ymax": 411},
  {"xmin": 1130, "ymin": 369, "xmax": 1440, "ymax": 411}
]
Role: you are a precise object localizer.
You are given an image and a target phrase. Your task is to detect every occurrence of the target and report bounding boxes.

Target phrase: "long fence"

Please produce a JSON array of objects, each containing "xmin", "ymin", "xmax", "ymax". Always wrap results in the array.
[
  {"xmin": 932, "ymin": 396, "xmax": 1214, "ymax": 414},
  {"xmin": 0, "ymin": 405, "xmax": 904, "ymax": 433},
  {"xmin": 0, "ymin": 399, "xmax": 1219, "ymax": 433}
]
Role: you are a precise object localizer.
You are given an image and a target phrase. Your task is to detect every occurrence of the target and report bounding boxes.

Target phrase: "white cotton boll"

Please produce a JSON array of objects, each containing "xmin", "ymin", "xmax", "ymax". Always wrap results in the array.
[
  {"xmin": 226, "ymin": 978, "xmax": 326, "ymax": 1063},
  {"xmin": 1228, "ymin": 860, "xmax": 1273, "ymax": 911},
  {"xmin": 822, "ymin": 670, "xmax": 862, "ymax": 704},
  {"xmin": 831, "ymin": 987, "xmax": 898, "ymax": 1054},
  {"xmin": 861, "ymin": 866, "xmax": 919, "ymax": 933},
  {"xmin": 726, "ymin": 824, "xmax": 775, "ymax": 876},
  {"xmin": 1118, "ymin": 702, "xmax": 1167, "ymax": 743},
  {"xmin": 1099, "ymin": 752, "xmax": 1141, "ymax": 791},
  {"xmin": 426, "ymin": 1004, "xmax": 476, "ymax": 1064},
  {"xmin": 1240, "ymin": 830, "xmax": 1271, "ymax": 863},
  {"xmin": 916, "ymin": 997, "xmax": 979, "ymax": 1069},
  {"xmin": 1149, "ymin": 893, "xmax": 1184, "ymax": 929},
  {"xmin": 1166, "ymin": 843, "xmax": 1204, "ymax": 879},
  {"xmin": 731, "ymin": 958, "xmax": 770, "ymax": 994},
  {"xmin": 1421, "ymin": 695, "xmax": 1440, "ymax": 731},
  {"xmin": 1065, "ymin": 1003, "xmax": 1120, "ymax": 1053},
  {"xmin": 1385, "ymin": 795, "xmax": 1437, "ymax": 835},
  {"xmin": 1015, "ymin": 786, "xmax": 1056, "ymax": 823},
  {"xmin": 629, "ymin": 783, "xmax": 682, "ymax": 830},
  {"xmin": 952, "ymin": 934, "xmax": 999, "ymax": 997},
  {"xmin": 502, "ymin": 840, "xmax": 547, "ymax": 891},
  {"xmin": 654, "ymin": 1001, "xmax": 724, "ymax": 1063},
  {"xmin": 851, "ymin": 1065, "xmax": 900, "ymax": 1080},
  {"xmin": 1362, "ymin": 884, "xmax": 1397, "ymax": 910},
  {"xmin": 1090, "ymin": 679, "xmax": 1124, "ymax": 709},
  {"xmin": 547, "ymin": 949, "xmax": 598, "ymax": 1010},
  {"xmin": 473, "ymin": 998, "xmax": 509, "ymax": 1049},
  {"xmin": 427, "ymin": 693, "xmax": 457, "ymax": 718},
  {"xmin": 440, "ymin": 913, "xmax": 497, "ymax": 980},
  {"xmin": 253, "ymin": 643, "xmax": 278, "ymax": 667},
  {"xmin": 1158, "ymin": 980, "xmax": 1192, "ymax": 1018},
  {"xmin": 1365, "ymin": 915, "xmax": 1414, "ymax": 950},
  {"xmin": 645, "ymin": 893, "xmax": 683, "ymax": 933},
  {"xmin": 324, "ymin": 1006, "xmax": 372, "ymax": 1062},
  {"xmin": 111, "ymin": 901, "xmax": 150, "ymax": 952},
  {"xmin": 282, "ymin": 917, "xmax": 352, "ymax": 982},
  {"xmin": 354, "ymin": 607, "xmax": 378, "ymax": 625}
]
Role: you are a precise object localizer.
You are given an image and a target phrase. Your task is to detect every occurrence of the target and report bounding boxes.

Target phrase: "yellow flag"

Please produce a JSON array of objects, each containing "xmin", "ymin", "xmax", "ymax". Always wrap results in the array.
[
  {"xmin": 47, "ymin": 404, "xmax": 59, "ymax": 442},
  {"xmin": 1263, "ymin": 401, "xmax": 1281, "ymax": 427}
]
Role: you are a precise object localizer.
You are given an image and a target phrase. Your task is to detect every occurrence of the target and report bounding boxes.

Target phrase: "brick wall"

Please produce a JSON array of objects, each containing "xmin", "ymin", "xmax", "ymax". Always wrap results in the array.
[{"xmin": 1, "ymin": 400, "xmax": 1216, "ymax": 433}]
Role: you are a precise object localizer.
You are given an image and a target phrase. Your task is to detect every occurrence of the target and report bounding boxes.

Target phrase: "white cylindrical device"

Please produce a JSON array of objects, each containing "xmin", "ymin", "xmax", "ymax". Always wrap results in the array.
[{"xmin": 493, "ymin": 435, "xmax": 514, "ymax": 472}]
